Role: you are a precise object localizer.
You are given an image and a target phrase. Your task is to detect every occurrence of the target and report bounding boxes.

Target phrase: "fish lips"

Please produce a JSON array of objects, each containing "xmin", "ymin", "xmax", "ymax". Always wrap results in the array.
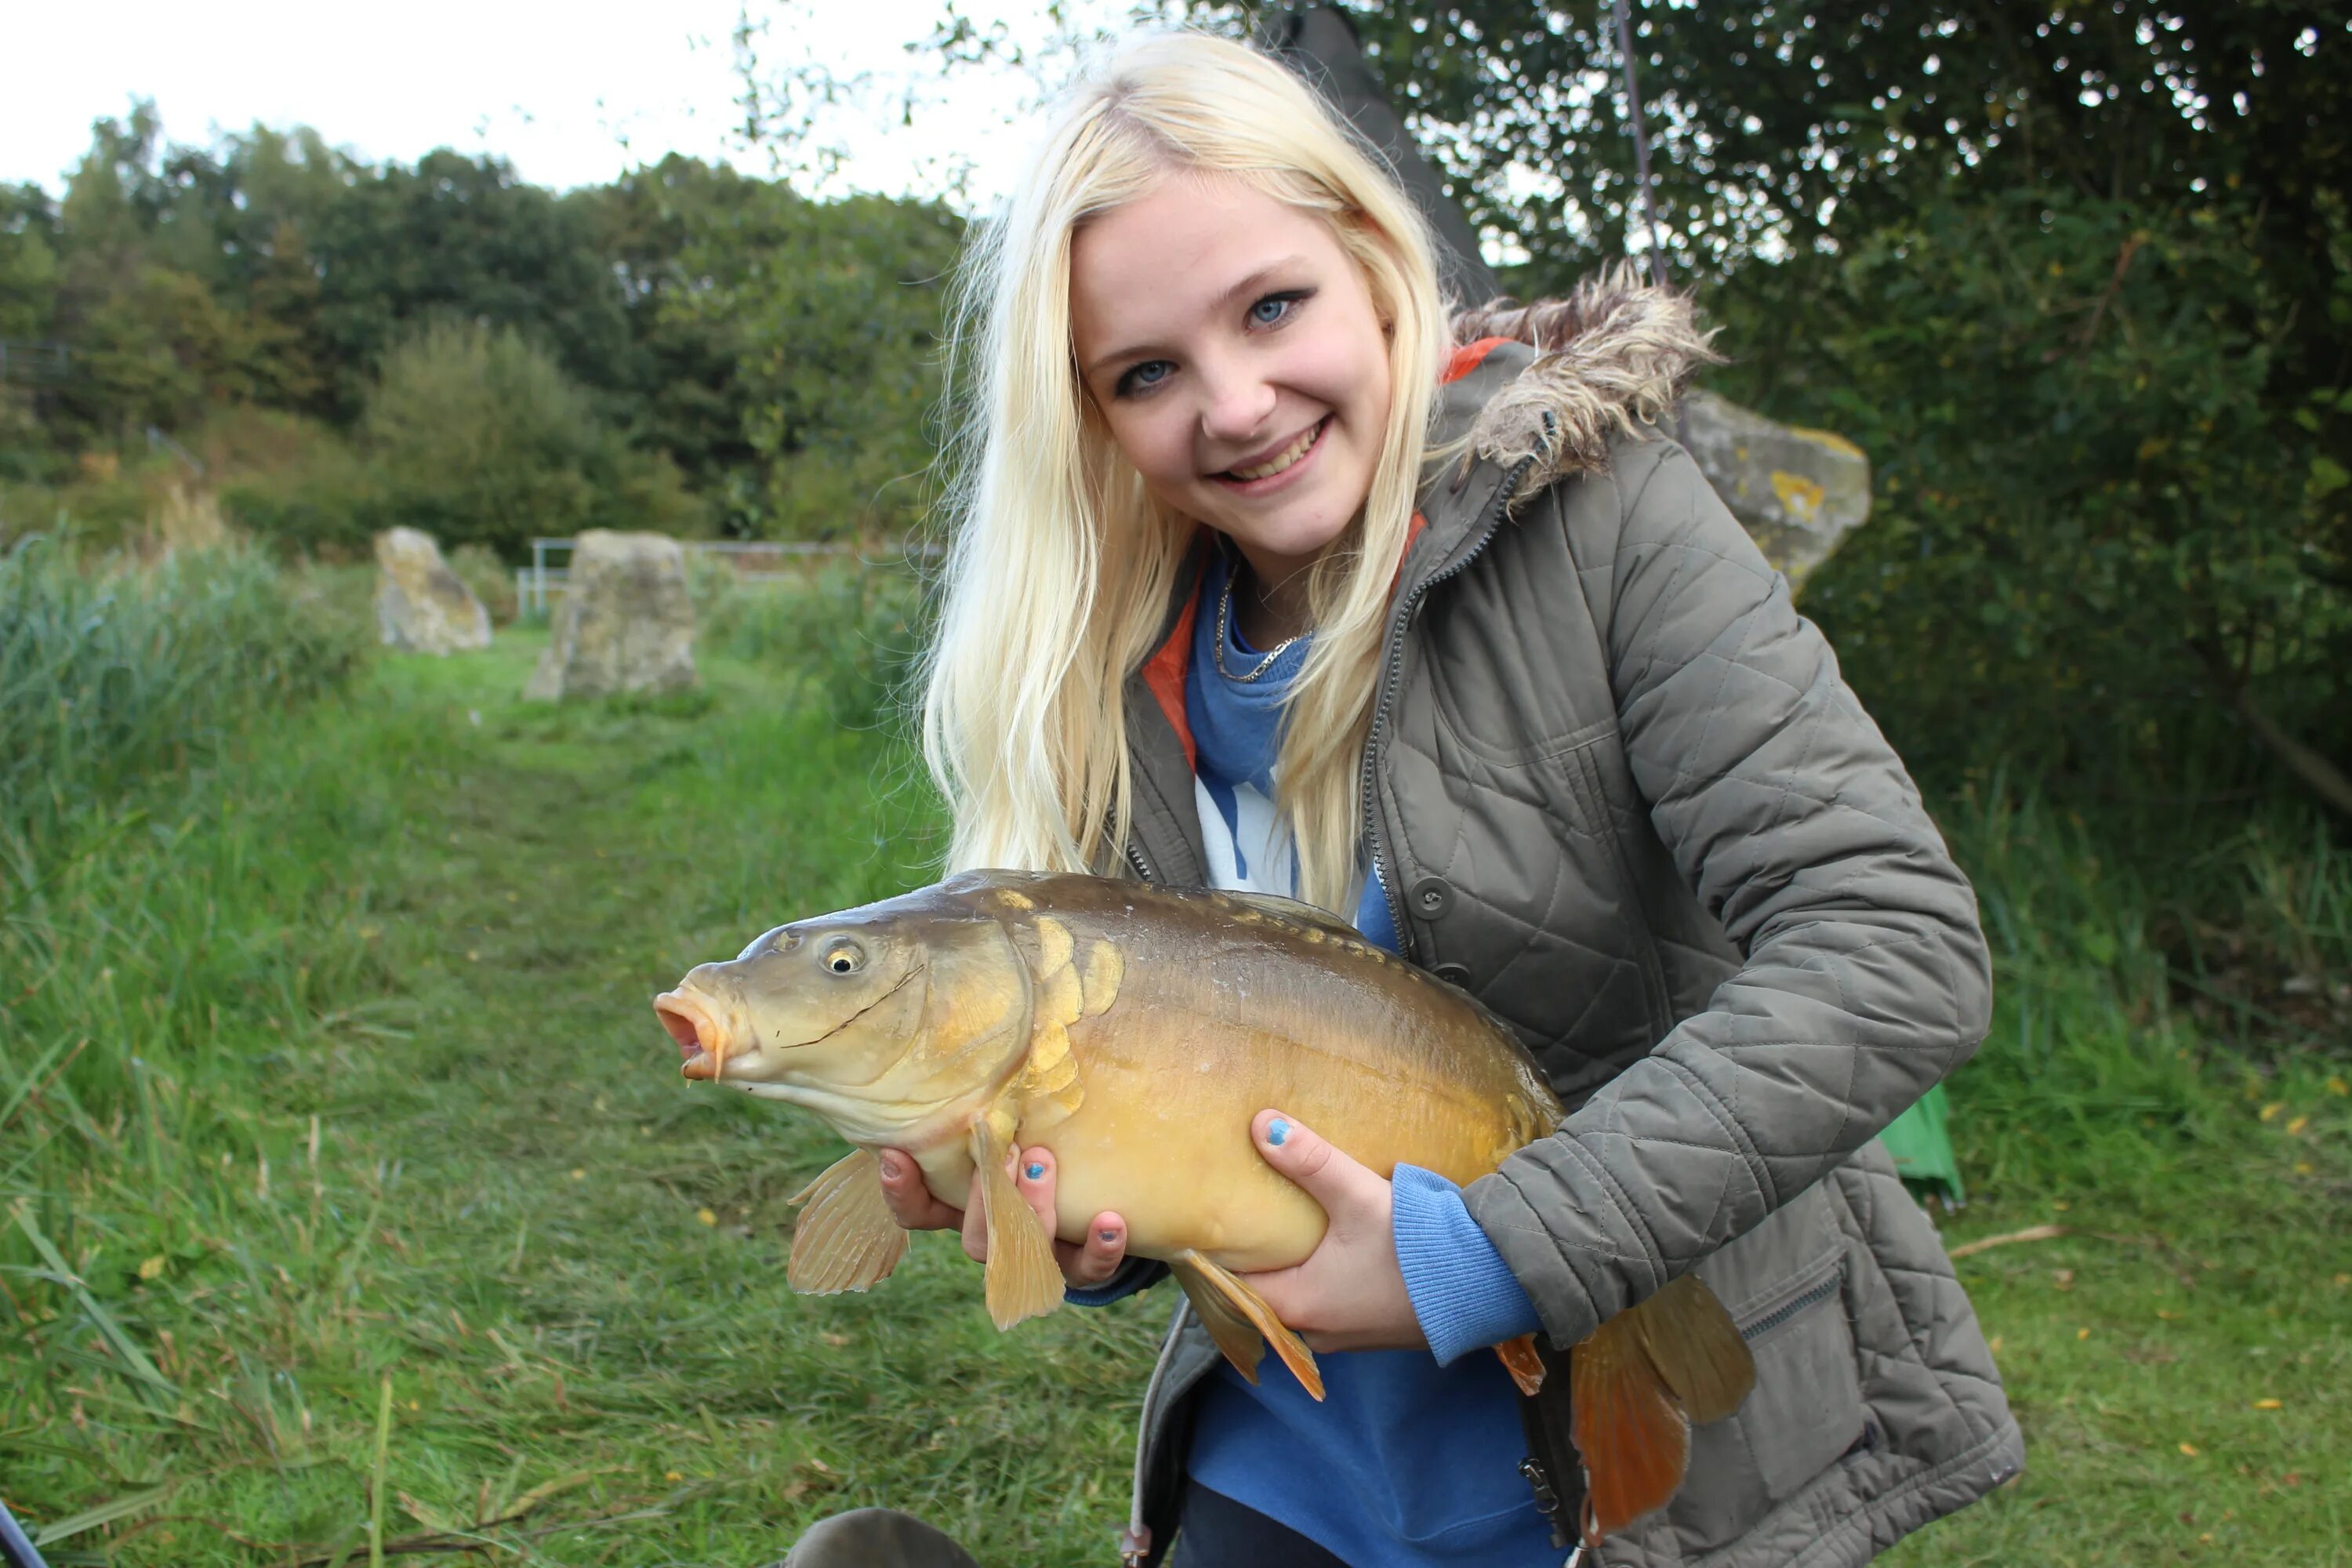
[{"xmin": 655, "ymin": 989, "xmax": 731, "ymax": 1080}]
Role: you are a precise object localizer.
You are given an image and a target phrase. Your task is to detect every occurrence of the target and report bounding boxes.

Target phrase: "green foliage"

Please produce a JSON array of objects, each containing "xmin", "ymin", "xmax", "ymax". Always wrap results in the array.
[
  {"xmin": 1738, "ymin": 183, "xmax": 2350, "ymax": 800},
  {"xmin": 205, "ymin": 406, "xmax": 378, "ymax": 557},
  {"xmin": 358, "ymin": 321, "xmax": 608, "ymax": 558},
  {"xmin": 0, "ymin": 538, "xmax": 361, "ymax": 850},
  {"xmin": 5, "ymin": 111, "xmax": 960, "ymax": 555},
  {"xmin": 670, "ymin": 181, "xmax": 965, "ymax": 538},
  {"xmin": 693, "ymin": 558, "xmax": 936, "ymax": 729},
  {"xmin": 1295, "ymin": 0, "xmax": 2351, "ymax": 821}
]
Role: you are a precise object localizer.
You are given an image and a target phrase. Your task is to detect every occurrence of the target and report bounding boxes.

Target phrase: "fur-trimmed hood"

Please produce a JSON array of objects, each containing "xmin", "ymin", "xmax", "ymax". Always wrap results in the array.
[{"xmin": 1436, "ymin": 265, "xmax": 1723, "ymax": 497}]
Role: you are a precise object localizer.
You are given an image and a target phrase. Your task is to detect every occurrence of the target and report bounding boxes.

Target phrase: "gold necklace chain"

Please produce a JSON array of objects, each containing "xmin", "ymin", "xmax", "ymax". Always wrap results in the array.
[{"xmin": 1213, "ymin": 565, "xmax": 1308, "ymax": 683}]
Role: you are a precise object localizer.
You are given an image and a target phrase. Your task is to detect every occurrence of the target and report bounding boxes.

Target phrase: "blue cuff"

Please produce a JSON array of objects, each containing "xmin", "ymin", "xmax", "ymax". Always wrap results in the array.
[
  {"xmin": 1392, "ymin": 1163, "xmax": 1542, "ymax": 1366},
  {"xmin": 1065, "ymin": 1256, "xmax": 1168, "ymax": 1308}
]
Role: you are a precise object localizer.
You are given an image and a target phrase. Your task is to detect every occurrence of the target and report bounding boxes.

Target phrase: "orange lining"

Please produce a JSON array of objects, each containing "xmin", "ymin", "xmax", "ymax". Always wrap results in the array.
[
  {"xmin": 1443, "ymin": 336, "xmax": 1513, "ymax": 386},
  {"xmin": 1142, "ymin": 582, "xmax": 1200, "ymax": 771}
]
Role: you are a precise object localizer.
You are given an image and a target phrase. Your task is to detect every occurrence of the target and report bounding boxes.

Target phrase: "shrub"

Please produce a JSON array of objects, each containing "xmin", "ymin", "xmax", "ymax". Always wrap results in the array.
[
  {"xmin": 695, "ymin": 555, "xmax": 933, "ymax": 731},
  {"xmin": 0, "ymin": 535, "xmax": 365, "ymax": 850},
  {"xmin": 360, "ymin": 321, "xmax": 605, "ymax": 559},
  {"xmin": 206, "ymin": 406, "xmax": 379, "ymax": 559}
]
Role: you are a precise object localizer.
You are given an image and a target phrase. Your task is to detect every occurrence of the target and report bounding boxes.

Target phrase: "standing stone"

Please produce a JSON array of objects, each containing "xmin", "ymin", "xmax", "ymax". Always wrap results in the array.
[
  {"xmin": 1680, "ymin": 390, "xmax": 1874, "ymax": 594},
  {"xmin": 374, "ymin": 527, "xmax": 492, "ymax": 654},
  {"xmin": 524, "ymin": 530, "xmax": 697, "ymax": 701}
]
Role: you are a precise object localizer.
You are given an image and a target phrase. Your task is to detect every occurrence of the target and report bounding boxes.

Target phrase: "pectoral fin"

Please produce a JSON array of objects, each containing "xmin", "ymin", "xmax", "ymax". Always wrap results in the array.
[
  {"xmin": 785, "ymin": 1148, "xmax": 909, "ymax": 1294},
  {"xmin": 1571, "ymin": 1310, "xmax": 1689, "ymax": 1538},
  {"xmin": 1632, "ymin": 1273, "xmax": 1756, "ymax": 1425},
  {"xmin": 1494, "ymin": 1333, "xmax": 1547, "ymax": 1397},
  {"xmin": 970, "ymin": 1120, "xmax": 1063, "ymax": 1330},
  {"xmin": 1169, "ymin": 1250, "xmax": 1323, "ymax": 1401}
]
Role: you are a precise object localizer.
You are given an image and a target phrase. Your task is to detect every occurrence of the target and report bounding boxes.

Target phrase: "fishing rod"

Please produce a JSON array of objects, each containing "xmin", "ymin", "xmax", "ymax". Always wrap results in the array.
[{"xmin": 0, "ymin": 1497, "xmax": 50, "ymax": 1568}]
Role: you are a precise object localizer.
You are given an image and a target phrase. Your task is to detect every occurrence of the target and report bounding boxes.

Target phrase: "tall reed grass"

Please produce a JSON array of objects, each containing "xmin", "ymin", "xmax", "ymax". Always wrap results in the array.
[{"xmin": 0, "ymin": 535, "xmax": 364, "ymax": 851}]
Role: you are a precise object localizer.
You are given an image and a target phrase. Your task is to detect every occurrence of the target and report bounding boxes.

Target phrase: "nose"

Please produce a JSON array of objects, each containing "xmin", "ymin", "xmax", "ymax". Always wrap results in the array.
[{"xmin": 1196, "ymin": 351, "xmax": 1277, "ymax": 449}]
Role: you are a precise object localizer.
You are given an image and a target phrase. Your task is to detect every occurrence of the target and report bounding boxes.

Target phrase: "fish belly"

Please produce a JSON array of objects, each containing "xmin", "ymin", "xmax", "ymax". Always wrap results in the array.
[{"xmin": 1030, "ymin": 1015, "xmax": 1519, "ymax": 1273}]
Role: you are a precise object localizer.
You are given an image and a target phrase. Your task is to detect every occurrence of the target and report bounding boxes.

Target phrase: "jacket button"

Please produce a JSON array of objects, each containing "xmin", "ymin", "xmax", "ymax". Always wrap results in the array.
[
  {"xmin": 1432, "ymin": 962, "xmax": 1473, "ymax": 989},
  {"xmin": 1410, "ymin": 876, "xmax": 1454, "ymax": 918}
]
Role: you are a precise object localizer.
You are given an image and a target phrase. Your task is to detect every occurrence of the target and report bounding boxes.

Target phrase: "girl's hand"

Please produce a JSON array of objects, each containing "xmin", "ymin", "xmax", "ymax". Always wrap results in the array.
[
  {"xmin": 1235, "ymin": 1110, "xmax": 1428, "ymax": 1352},
  {"xmin": 873, "ymin": 1146, "xmax": 1130, "ymax": 1289}
]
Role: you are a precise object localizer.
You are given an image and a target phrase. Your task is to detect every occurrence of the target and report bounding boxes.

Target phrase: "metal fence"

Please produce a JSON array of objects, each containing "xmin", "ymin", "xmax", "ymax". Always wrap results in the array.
[{"xmin": 515, "ymin": 537, "xmax": 932, "ymax": 618}]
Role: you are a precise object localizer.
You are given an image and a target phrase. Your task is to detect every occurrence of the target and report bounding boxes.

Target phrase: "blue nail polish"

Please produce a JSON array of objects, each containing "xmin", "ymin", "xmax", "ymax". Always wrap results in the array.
[
  {"xmin": 1024, "ymin": 1161, "xmax": 1046, "ymax": 1180},
  {"xmin": 1098, "ymin": 1229, "xmax": 1120, "ymax": 1243},
  {"xmin": 1267, "ymin": 1118, "xmax": 1290, "ymax": 1147}
]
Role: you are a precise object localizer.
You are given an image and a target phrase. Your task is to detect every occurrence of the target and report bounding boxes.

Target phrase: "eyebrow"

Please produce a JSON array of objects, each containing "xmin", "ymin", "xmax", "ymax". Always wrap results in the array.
[{"xmin": 1083, "ymin": 256, "xmax": 1310, "ymax": 379}]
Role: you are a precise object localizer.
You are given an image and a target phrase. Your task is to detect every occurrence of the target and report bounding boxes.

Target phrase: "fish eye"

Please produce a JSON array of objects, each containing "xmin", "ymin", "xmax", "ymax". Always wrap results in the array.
[{"xmin": 822, "ymin": 941, "xmax": 864, "ymax": 975}]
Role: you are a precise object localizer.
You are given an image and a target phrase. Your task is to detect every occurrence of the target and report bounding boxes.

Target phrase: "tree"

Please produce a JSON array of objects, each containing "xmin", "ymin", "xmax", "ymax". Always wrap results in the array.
[{"xmin": 1294, "ymin": 1, "xmax": 2350, "ymax": 813}]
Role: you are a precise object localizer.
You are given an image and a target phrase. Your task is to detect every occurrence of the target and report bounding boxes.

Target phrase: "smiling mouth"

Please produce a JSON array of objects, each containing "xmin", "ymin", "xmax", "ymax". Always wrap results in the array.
[{"xmin": 1218, "ymin": 416, "xmax": 1328, "ymax": 482}]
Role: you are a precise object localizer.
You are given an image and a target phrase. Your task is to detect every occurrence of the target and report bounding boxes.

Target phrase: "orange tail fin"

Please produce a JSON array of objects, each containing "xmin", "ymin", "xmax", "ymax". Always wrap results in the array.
[
  {"xmin": 1571, "ymin": 1276, "xmax": 1757, "ymax": 1537},
  {"xmin": 1571, "ymin": 1310, "xmax": 1688, "ymax": 1537}
]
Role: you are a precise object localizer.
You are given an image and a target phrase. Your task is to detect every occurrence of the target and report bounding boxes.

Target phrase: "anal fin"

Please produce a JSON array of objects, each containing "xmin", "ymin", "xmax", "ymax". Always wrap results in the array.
[
  {"xmin": 1494, "ymin": 1332, "xmax": 1547, "ymax": 1397},
  {"xmin": 971, "ymin": 1119, "xmax": 1063, "ymax": 1330},
  {"xmin": 786, "ymin": 1148, "xmax": 909, "ymax": 1294},
  {"xmin": 1632, "ymin": 1273, "xmax": 1756, "ymax": 1425},
  {"xmin": 1571, "ymin": 1310, "xmax": 1690, "ymax": 1537},
  {"xmin": 1169, "ymin": 1250, "xmax": 1322, "ymax": 1401}
]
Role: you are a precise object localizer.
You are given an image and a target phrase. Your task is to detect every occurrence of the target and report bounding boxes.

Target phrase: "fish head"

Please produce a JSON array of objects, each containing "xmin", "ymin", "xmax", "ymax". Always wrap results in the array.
[{"xmin": 654, "ymin": 894, "xmax": 1029, "ymax": 1133}]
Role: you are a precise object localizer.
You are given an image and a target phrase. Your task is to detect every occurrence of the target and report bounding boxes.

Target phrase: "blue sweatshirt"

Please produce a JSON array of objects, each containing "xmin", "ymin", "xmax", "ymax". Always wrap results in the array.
[{"xmin": 1080, "ymin": 547, "xmax": 1555, "ymax": 1566}]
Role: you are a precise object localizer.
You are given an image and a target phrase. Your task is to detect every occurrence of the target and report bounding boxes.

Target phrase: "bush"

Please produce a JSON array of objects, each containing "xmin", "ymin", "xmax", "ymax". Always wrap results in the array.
[
  {"xmin": 694, "ymin": 555, "xmax": 933, "ymax": 731},
  {"xmin": 207, "ymin": 406, "xmax": 379, "ymax": 558},
  {"xmin": 0, "ymin": 535, "xmax": 365, "ymax": 850},
  {"xmin": 361, "ymin": 321, "xmax": 607, "ymax": 559},
  {"xmin": 448, "ymin": 542, "xmax": 519, "ymax": 624}
]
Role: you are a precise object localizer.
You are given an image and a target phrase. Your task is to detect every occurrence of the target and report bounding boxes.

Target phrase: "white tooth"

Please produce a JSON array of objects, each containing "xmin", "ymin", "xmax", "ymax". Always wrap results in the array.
[{"xmin": 1232, "ymin": 424, "xmax": 1317, "ymax": 481}]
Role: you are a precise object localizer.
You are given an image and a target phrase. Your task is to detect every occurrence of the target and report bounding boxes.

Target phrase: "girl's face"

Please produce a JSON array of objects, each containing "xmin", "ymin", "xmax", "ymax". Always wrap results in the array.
[{"xmin": 1069, "ymin": 169, "xmax": 1393, "ymax": 598}]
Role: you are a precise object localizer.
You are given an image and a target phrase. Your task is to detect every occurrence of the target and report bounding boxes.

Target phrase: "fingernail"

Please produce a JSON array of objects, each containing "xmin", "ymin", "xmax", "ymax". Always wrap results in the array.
[
  {"xmin": 877, "ymin": 1152, "xmax": 901, "ymax": 1179},
  {"xmin": 1098, "ymin": 1228, "xmax": 1120, "ymax": 1244},
  {"xmin": 1266, "ymin": 1117, "xmax": 1290, "ymax": 1147},
  {"xmin": 1024, "ymin": 1161, "xmax": 1046, "ymax": 1181}
]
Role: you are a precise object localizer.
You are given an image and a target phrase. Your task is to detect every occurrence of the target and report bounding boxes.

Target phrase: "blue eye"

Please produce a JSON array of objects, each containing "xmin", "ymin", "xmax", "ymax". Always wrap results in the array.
[
  {"xmin": 1118, "ymin": 360, "xmax": 1173, "ymax": 397},
  {"xmin": 1250, "ymin": 290, "xmax": 1310, "ymax": 328}
]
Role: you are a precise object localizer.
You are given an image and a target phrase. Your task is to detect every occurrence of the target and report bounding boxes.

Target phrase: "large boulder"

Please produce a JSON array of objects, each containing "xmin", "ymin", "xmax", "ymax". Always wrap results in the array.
[
  {"xmin": 1680, "ymin": 391, "xmax": 1873, "ymax": 594},
  {"xmin": 524, "ymin": 530, "xmax": 697, "ymax": 701},
  {"xmin": 374, "ymin": 527, "xmax": 492, "ymax": 654}
]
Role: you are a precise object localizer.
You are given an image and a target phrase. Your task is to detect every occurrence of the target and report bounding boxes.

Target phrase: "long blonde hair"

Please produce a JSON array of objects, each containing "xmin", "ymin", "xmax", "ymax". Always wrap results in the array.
[{"xmin": 920, "ymin": 31, "xmax": 1450, "ymax": 910}]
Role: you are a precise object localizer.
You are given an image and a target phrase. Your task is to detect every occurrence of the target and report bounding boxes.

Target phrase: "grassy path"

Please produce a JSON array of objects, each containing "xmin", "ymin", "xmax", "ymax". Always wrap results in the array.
[
  {"xmin": 7, "ymin": 636, "xmax": 1163, "ymax": 1566},
  {"xmin": 5, "ymin": 630, "xmax": 2346, "ymax": 1565}
]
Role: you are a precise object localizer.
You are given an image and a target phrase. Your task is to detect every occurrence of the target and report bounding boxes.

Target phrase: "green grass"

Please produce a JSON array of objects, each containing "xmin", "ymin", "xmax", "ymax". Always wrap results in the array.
[{"xmin": 2, "ymin": 620, "xmax": 2346, "ymax": 1566}]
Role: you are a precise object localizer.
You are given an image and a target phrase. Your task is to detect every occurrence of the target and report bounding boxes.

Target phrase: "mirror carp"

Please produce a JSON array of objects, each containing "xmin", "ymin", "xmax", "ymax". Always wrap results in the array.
[{"xmin": 655, "ymin": 869, "xmax": 1754, "ymax": 1537}]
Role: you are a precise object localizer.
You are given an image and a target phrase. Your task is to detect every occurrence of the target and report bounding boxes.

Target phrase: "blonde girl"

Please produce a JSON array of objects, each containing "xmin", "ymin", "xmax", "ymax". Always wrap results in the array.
[{"xmin": 854, "ymin": 28, "xmax": 2020, "ymax": 1568}]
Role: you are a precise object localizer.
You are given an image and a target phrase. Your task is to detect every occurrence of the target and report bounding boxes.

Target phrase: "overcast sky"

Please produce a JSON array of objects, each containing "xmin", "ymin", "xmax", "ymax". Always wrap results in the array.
[{"xmin": 0, "ymin": 0, "xmax": 1064, "ymax": 207}]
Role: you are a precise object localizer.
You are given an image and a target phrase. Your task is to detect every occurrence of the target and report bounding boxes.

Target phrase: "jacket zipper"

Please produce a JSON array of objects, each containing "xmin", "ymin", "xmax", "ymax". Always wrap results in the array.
[
  {"xmin": 1360, "ymin": 455, "xmax": 1538, "ymax": 958},
  {"xmin": 1739, "ymin": 1269, "xmax": 1843, "ymax": 1341}
]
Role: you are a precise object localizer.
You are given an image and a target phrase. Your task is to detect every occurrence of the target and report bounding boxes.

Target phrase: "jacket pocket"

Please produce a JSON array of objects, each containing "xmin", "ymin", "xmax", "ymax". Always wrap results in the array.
[{"xmin": 1672, "ymin": 1258, "xmax": 1867, "ymax": 1552}]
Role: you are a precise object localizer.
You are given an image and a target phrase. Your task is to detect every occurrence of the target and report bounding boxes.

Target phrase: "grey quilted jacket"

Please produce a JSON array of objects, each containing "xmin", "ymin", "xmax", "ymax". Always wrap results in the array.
[{"xmin": 1111, "ymin": 278, "xmax": 2024, "ymax": 1566}]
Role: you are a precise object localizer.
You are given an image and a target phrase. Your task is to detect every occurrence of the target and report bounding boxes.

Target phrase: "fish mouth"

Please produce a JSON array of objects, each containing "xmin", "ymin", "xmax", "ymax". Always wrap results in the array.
[{"xmin": 655, "ymin": 991, "xmax": 729, "ymax": 1080}]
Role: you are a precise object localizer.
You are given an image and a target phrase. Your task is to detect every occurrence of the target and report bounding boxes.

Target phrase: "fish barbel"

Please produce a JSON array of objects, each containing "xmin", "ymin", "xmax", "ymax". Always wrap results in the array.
[{"xmin": 653, "ymin": 869, "xmax": 1753, "ymax": 1538}]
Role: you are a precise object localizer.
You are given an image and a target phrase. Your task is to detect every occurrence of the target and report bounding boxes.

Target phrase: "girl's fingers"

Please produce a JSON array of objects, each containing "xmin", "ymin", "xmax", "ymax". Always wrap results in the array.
[
  {"xmin": 875, "ymin": 1148, "xmax": 961, "ymax": 1231},
  {"xmin": 1063, "ymin": 1212, "xmax": 1128, "ymax": 1287},
  {"xmin": 1014, "ymin": 1146, "xmax": 1059, "ymax": 1233}
]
